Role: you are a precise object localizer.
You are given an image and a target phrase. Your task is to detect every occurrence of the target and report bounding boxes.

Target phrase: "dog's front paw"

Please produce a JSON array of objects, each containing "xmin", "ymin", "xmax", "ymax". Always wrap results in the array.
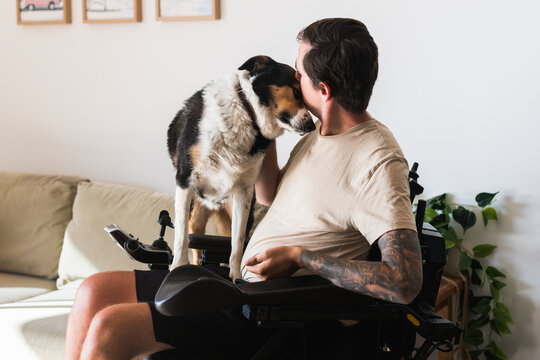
[{"xmin": 229, "ymin": 266, "xmax": 242, "ymax": 282}]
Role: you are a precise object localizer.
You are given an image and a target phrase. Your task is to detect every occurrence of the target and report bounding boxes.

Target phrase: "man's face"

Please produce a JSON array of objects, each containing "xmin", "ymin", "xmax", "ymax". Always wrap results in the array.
[{"xmin": 295, "ymin": 41, "xmax": 321, "ymax": 118}]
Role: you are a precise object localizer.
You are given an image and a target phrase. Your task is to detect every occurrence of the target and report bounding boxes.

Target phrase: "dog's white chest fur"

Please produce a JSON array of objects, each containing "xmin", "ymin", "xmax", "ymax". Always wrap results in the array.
[{"xmin": 192, "ymin": 73, "xmax": 267, "ymax": 209}]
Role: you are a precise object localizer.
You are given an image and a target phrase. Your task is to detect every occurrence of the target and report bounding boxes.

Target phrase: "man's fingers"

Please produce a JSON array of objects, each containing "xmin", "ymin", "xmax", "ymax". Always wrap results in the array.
[
  {"xmin": 245, "ymin": 263, "xmax": 264, "ymax": 276},
  {"xmin": 244, "ymin": 255, "xmax": 259, "ymax": 266},
  {"xmin": 244, "ymin": 251, "xmax": 268, "ymax": 266}
]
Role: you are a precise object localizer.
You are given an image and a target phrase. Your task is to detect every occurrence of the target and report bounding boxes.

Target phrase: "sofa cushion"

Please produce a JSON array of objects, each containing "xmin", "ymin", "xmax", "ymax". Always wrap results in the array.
[
  {"xmin": 57, "ymin": 182, "xmax": 188, "ymax": 287},
  {"xmin": 0, "ymin": 281, "xmax": 79, "ymax": 360},
  {"xmin": 0, "ymin": 272, "xmax": 57, "ymax": 304},
  {"xmin": 0, "ymin": 172, "xmax": 88, "ymax": 279}
]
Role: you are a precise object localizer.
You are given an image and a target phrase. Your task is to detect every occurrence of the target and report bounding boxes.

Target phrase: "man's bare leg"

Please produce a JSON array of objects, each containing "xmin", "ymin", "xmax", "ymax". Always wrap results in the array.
[
  {"xmin": 64, "ymin": 271, "xmax": 139, "ymax": 360},
  {"xmin": 80, "ymin": 302, "xmax": 173, "ymax": 360}
]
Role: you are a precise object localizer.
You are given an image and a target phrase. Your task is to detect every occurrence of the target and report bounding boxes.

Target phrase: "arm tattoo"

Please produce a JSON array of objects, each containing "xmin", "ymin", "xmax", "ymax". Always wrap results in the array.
[{"xmin": 299, "ymin": 229, "xmax": 423, "ymax": 304}]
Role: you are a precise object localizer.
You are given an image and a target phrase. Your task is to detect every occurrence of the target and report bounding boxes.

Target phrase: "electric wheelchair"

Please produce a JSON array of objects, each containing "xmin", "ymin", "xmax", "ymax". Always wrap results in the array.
[{"xmin": 106, "ymin": 163, "xmax": 462, "ymax": 359}]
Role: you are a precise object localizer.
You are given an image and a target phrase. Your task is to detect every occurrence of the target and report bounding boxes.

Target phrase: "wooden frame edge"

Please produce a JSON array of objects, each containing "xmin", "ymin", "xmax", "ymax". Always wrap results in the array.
[{"xmin": 17, "ymin": 0, "xmax": 71, "ymax": 25}]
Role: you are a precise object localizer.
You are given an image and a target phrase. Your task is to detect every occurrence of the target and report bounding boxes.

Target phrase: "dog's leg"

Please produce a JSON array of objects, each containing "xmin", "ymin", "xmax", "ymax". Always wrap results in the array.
[
  {"xmin": 213, "ymin": 206, "xmax": 232, "ymax": 237},
  {"xmin": 172, "ymin": 185, "xmax": 194, "ymax": 269},
  {"xmin": 229, "ymin": 187, "xmax": 253, "ymax": 281},
  {"xmin": 189, "ymin": 195, "xmax": 212, "ymax": 265}
]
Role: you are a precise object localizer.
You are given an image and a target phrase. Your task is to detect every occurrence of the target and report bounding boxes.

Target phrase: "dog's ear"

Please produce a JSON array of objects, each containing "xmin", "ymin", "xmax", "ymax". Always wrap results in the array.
[{"xmin": 238, "ymin": 56, "xmax": 274, "ymax": 76}]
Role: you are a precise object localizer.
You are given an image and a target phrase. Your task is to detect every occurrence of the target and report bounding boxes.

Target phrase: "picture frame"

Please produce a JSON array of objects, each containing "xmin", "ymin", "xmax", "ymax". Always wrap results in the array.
[
  {"xmin": 156, "ymin": 0, "xmax": 220, "ymax": 21},
  {"xmin": 83, "ymin": 0, "xmax": 142, "ymax": 23},
  {"xmin": 17, "ymin": 0, "xmax": 72, "ymax": 25}
]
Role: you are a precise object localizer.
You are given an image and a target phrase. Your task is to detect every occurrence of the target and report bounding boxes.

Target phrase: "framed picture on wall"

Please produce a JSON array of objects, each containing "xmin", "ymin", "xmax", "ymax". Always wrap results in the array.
[
  {"xmin": 17, "ymin": 0, "xmax": 72, "ymax": 25},
  {"xmin": 83, "ymin": 0, "xmax": 142, "ymax": 23},
  {"xmin": 157, "ymin": 0, "xmax": 220, "ymax": 21}
]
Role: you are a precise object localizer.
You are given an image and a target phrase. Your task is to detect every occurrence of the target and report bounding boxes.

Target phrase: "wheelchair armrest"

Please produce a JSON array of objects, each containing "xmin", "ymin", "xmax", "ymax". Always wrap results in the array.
[
  {"xmin": 189, "ymin": 234, "xmax": 232, "ymax": 264},
  {"xmin": 189, "ymin": 234, "xmax": 231, "ymax": 252},
  {"xmin": 155, "ymin": 265, "xmax": 462, "ymax": 345},
  {"xmin": 157, "ymin": 265, "xmax": 377, "ymax": 319},
  {"xmin": 155, "ymin": 264, "xmax": 245, "ymax": 316}
]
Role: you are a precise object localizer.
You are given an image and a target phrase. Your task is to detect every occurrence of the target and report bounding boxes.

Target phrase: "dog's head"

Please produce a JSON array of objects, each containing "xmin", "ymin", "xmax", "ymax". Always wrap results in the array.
[{"xmin": 239, "ymin": 56, "xmax": 315, "ymax": 136}]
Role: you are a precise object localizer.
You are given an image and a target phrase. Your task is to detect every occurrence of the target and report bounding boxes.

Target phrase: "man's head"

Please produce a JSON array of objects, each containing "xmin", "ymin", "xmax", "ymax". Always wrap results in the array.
[{"xmin": 296, "ymin": 18, "xmax": 378, "ymax": 114}]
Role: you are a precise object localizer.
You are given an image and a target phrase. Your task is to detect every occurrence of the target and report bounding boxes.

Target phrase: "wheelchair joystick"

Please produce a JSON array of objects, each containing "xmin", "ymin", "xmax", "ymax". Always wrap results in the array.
[
  {"xmin": 104, "ymin": 210, "xmax": 174, "ymax": 270},
  {"xmin": 153, "ymin": 210, "xmax": 174, "ymax": 250}
]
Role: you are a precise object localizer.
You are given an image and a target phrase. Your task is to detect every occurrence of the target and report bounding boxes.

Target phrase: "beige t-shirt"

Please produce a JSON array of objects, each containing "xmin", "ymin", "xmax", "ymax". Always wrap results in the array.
[{"xmin": 241, "ymin": 119, "xmax": 417, "ymax": 282}]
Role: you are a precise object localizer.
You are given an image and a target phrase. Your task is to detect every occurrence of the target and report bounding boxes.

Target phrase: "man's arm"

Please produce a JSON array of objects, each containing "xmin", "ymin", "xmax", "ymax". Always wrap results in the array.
[
  {"xmin": 254, "ymin": 141, "xmax": 282, "ymax": 206},
  {"xmin": 244, "ymin": 228, "xmax": 422, "ymax": 304},
  {"xmin": 299, "ymin": 229, "xmax": 422, "ymax": 304}
]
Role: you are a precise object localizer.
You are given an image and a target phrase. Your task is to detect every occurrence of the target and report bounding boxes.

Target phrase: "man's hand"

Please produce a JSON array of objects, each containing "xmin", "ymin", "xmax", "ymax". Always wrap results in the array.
[{"xmin": 244, "ymin": 246, "xmax": 302, "ymax": 280}]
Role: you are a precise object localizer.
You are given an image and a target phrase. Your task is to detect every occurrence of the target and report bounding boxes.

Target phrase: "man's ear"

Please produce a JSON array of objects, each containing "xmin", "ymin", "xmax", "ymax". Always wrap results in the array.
[
  {"xmin": 238, "ymin": 56, "xmax": 274, "ymax": 77},
  {"xmin": 318, "ymin": 82, "xmax": 331, "ymax": 101}
]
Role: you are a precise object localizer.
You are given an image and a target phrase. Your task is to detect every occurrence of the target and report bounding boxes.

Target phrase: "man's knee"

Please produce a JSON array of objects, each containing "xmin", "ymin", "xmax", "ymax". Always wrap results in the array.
[
  {"xmin": 83, "ymin": 303, "xmax": 170, "ymax": 359},
  {"xmin": 75, "ymin": 271, "xmax": 137, "ymax": 310}
]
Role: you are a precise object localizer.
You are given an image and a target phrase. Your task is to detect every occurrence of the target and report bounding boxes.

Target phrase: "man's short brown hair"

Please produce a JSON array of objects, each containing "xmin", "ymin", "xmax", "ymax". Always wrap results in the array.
[{"xmin": 297, "ymin": 18, "xmax": 378, "ymax": 113}]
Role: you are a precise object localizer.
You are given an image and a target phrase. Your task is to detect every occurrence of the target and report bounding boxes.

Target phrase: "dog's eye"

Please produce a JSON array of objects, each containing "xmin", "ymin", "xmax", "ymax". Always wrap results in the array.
[{"xmin": 292, "ymin": 87, "xmax": 301, "ymax": 99}]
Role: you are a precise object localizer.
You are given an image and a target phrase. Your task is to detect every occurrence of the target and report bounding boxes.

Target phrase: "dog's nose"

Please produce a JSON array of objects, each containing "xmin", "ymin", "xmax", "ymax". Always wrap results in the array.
[{"xmin": 303, "ymin": 120, "xmax": 316, "ymax": 133}]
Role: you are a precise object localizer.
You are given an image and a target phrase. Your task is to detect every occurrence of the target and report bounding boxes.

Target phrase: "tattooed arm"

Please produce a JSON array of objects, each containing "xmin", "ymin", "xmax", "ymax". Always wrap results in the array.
[
  {"xmin": 300, "ymin": 229, "xmax": 422, "ymax": 304},
  {"xmin": 244, "ymin": 228, "xmax": 423, "ymax": 304}
]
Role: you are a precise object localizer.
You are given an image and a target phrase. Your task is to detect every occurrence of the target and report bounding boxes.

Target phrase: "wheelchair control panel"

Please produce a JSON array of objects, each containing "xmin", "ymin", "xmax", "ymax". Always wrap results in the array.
[{"xmin": 104, "ymin": 210, "xmax": 174, "ymax": 270}]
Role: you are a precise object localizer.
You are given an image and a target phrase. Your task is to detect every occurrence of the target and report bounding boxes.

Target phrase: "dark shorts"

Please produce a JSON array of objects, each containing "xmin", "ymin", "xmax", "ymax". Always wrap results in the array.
[{"xmin": 134, "ymin": 265, "xmax": 377, "ymax": 359}]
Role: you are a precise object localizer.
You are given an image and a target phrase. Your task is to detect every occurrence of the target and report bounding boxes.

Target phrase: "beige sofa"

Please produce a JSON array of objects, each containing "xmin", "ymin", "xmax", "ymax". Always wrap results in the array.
[{"xmin": 0, "ymin": 172, "xmax": 214, "ymax": 359}]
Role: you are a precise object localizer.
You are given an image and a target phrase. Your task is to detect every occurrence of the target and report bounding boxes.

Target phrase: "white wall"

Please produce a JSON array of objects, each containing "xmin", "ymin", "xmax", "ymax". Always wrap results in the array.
[{"xmin": 1, "ymin": 0, "xmax": 539, "ymax": 357}]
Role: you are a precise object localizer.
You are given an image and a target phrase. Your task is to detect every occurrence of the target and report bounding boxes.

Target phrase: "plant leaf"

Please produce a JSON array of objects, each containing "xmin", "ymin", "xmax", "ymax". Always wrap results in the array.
[
  {"xmin": 485, "ymin": 340, "xmax": 507, "ymax": 360},
  {"xmin": 471, "ymin": 269, "xmax": 482, "ymax": 285},
  {"xmin": 486, "ymin": 266, "xmax": 506, "ymax": 279},
  {"xmin": 452, "ymin": 206, "xmax": 476, "ymax": 233},
  {"xmin": 476, "ymin": 192, "xmax": 499, "ymax": 207},
  {"xmin": 471, "ymin": 295, "xmax": 492, "ymax": 308},
  {"xmin": 458, "ymin": 251, "xmax": 472, "ymax": 271},
  {"xmin": 490, "ymin": 283, "xmax": 501, "ymax": 302},
  {"xmin": 469, "ymin": 350, "xmax": 483, "ymax": 360},
  {"xmin": 440, "ymin": 228, "xmax": 459, "ymax": 249},
  {"xmin": 472, "ymin": 298, "xmax": 491, "ymax": 316},
  {"xmin": 492, "ymin": 278, "xmax": 507, "ymax": 290},
  {"xmin": 473, "ymin": 244, "xmax": 497, "ymax": 258},
  {"xmin": 424, "ymin": 208, "xmax": 439, "ymax": 222},
  {"xmin": 469, "ymin": 314, "xmax": 490, "ymax": 329},
  {"xmin": 482, "ymin": 207, "xmax": 498, "ymax": 226},
  {"xmin": 430, "ymin": 213, "xmax": 449, "ymax": 231},
  {"xmin": 464, "ymin": 328, "xmax": 484, "ymax": 347},
  {"xmin": 480, "ymin": 261, "xmax": 488, "ymax": 288},
  {"xmin": 427, "ymin": 193, "xmax": 447, "ymax": 210},
  {"xmin": 493, "ymin": 318, "xmax": 512, "ymax": 335},
  {"xmin": 494, "ymin": 302, "xmax": 513, "ymax": 324},
  {"xmin": 471, "ymin": 259, "xmax": 482, "ymax": 269}
]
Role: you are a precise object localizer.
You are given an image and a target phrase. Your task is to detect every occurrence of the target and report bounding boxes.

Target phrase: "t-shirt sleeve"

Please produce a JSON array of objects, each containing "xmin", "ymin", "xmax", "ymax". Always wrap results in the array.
[{"xmin": 352, "ymin": 157, "xmax": 417, "ymax": 244}]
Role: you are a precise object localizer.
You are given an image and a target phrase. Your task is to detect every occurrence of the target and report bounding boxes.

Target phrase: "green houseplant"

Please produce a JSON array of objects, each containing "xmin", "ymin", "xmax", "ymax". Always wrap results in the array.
[{"xmin": 421, "ymin": 192, "xmax": 512, "ymax": 360}]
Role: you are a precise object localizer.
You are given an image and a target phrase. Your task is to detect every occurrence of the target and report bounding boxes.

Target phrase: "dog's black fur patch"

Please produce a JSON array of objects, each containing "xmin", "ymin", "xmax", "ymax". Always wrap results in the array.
[{"xmin": 167, "ymin": 89, "xmax": 205, "ymax": 189}]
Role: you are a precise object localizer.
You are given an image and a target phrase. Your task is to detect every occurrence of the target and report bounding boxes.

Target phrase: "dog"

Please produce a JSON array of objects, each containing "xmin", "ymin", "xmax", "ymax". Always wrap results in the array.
[{"xmin": 167, "ymin": 55, "xmax": 315, "ymax": 280}]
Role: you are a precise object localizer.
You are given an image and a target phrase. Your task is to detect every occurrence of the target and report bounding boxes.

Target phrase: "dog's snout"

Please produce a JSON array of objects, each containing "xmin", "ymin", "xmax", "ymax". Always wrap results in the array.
[
  {"xmin": 291, "ymin": 109, "xmax": 315, "ymax": 135},
  {"xmin": 278, "ymin": 111, "xmax": 292, "ymax": 124},
  {"xmin": 303, "ymin": 117, "xmax": 316, "ymax": 132}
]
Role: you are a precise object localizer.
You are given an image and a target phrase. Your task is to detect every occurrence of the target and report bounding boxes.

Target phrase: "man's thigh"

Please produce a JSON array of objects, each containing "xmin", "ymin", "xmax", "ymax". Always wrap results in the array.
[{"xmin": 83, "ymin": 302, "xmax": 173, "ymax": 358}]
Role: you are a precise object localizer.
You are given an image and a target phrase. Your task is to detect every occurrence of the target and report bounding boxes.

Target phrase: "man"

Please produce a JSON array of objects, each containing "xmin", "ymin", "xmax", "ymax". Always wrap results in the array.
[{"xmin": 65, "ymin": 18, "xmax": 422, "ymax": 360}]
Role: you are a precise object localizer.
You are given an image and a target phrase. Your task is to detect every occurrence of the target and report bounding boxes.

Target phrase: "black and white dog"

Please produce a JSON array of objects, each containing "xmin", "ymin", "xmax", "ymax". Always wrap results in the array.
[{"xmin": 167, "ymin": 56, "xmax": 315, "ymax": 280}]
